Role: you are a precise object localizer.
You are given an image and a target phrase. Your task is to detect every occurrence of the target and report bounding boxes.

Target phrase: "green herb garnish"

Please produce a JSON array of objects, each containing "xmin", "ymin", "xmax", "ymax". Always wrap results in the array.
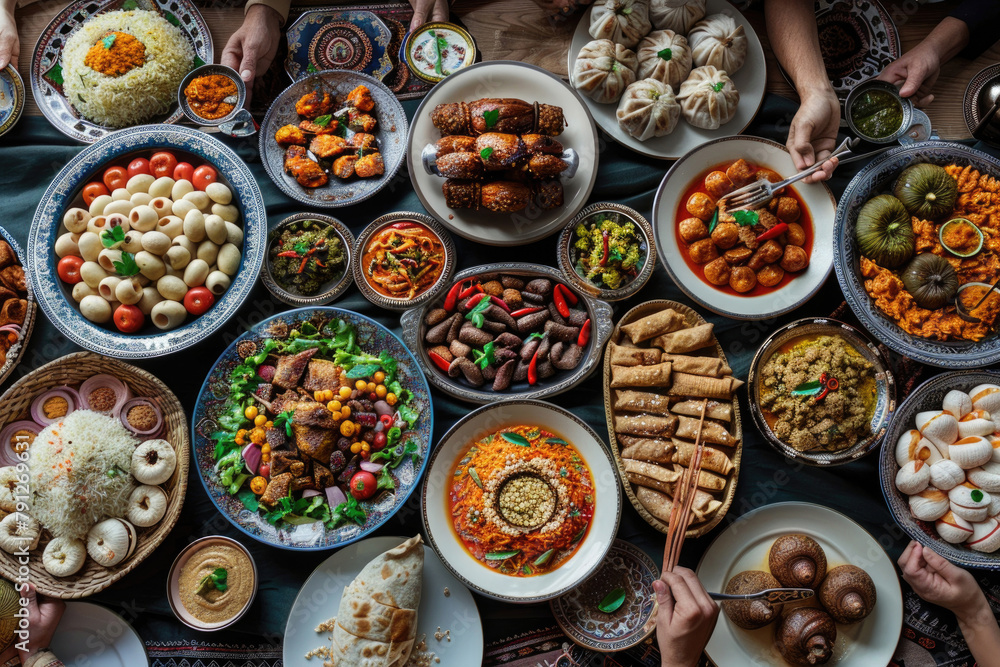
[
  {"xmin": 500, "ymin": 432, "xmax": 531, "ymax": 447},
  {"xmin": 707, "ymin": 208, "xmax": 719, "ymax": 234},
  {"xmin": 973, "ymin": 489, "xmax": 985, "ymax": 503},
  {"xmin": 47, "ymin": 64, "xmax": 64, "ymax": 86},
  {"xmin": 533, "ymin": 549, "xmax": 555, "ymax": 567},
  {"xmin": 465, "ymin": 297, "xmax": 492, "ymax": 328},
  {"xmin": 482, "ymin": 109, "xmax": 500, "ymax": 129},
  {"xmin": 195, "ymin": 568, "xmax": 228, "ymax": 597},
  {"xmin": 485, "ymin": 550, "xmax": 521, "ymax": 561},
  {"xmin": 106, "ymin": 464, "xmax": 125, "ymax": 478},
  {"xmin": 711, "ymin": 81, "xmax": 726, "ymax": 93},
  {"xmin": 480, "ymin": 147, "xmax": 494, "ymax": 160},
  {"xmin": 472, "ymin": 341, "xmax": 495, "ymax": 370},
  {"xmin": 598, "ymin": 588, "xmax": 626, "ymax": 613},
  {"xmin": 101, "ymin": 34, "xmax": 116, "ymax": 50},
  {"xmin": 164, "ymin": 12, "xmax": 180, "ymax": 26},
  {"xmin": 314, "ymin": 114, "xmax": 332, "ymax": 127},
  {"xmin": 112, "ymin": 251, "xmax": 140, "ymax": 276},
  {"xmin": 468, "ymin": 466, "xmax": 483, "ymax": 488},
  {"xmin": 657, "ymin": 47, "xmax": 672, "ymax": 61},
  {"xmin": 732, "ymin": 209, "xmax": 759, "ymax": 227},
  {"xmin": 100, "ymin": 225, "xmax": 126, "ymax": 248},
  {"xmin": 526, "ymin": 332, "xmax": 545, "ymax": 341},
  {"xmin": 272, "ymin": 410, "xmax": 294, "ymax": 437},
  {"xmin": 307, "ymin": 63, "xmax": 318, "ymax": 74}
]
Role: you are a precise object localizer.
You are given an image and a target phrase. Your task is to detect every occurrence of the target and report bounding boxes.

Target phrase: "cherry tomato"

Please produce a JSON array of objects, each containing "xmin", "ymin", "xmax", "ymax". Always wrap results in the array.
[
  {"xmin": 82, "ymin": 182, "xmax": 110, "ymax": 206},
  {"xmin": 150, "ymin": 152, "xmax": 178, "ymax": 178},
  {"xmin": 373, "ymin": 431, "xmax": 387, "ymax": 451},
  {"xmin": 259, "ymin": 462, "xmax": 270, "ymax": 478},
  {"xmin": 127, "ymin": 158, "xmax": 151, "ymax": 178},
  {"xmin": 102, "ymin": 166, "xmax": 128, "ymax": 192},
  {"xmin": 57, "ymin": 256, "xmax": 84, "ymax": 284},
  {"xmin": 350, "ymin": 471, "xmax": 378, "ymax": 500},
  {"xmin": 192, "ymin": 164, "xmax": 218, "ymax": 191},
  {"xmin": 173, "ymin": 162, "xmax": 194, "ymax": 182},
  {"xmin": 113, "ymin": 304, "xmax": 144, "ymax": 333},
  {"xmin": 183, "ymin": 286, "xmax": 215, "ymax": 316}
]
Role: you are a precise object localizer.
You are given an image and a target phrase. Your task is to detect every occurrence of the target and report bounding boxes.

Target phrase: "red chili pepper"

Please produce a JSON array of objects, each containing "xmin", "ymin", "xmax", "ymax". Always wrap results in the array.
[
  {"xmin": 297, "ymin": 256, "xmax": 310, "ymax": 274},
  {"xmin": 510, "ymin": 306, "xmax": 544, "ymax": 317},
  {"xmin": 489, "ymin": 295, "xmax": 511, "ymax": 312},
  {"xmin": 443, "ymin": 280, "xmax": 466, "ymax": 312},
  {"xmin": 528, "ymin": 350, "xmax": 539, "ymax": 385},
  {"xmin": 755, "ymin": 222, "xmax": 789, "ymax": 242},
  {"xmin": 428, "ymin": 351, "xmax": 451, "ymax": 372},
  {"xmin": 458, "ymin": 283, "xmax": 483, "ymax": 300},
  {"xmin": 391, "ymin": 221, "xmax": 418, "ymax": 229},
  {"xmin": 599, "ymin": 229, "xmax": 610, "ymax": 267},
  {"xmin": 577, "ymin": 319, "xmax": 591, "ymax": 347},
  {"xmin": 552, "ymin": 284, "xmax": 570, "ymax": 318},
  {"xmin": 276, "ymin": 251, "xmax": 299, "ymax": 258},
  {"xmin": 466, "ymin": 292, "xmax": 487, "ymax": 309},
  {"xmin": 559, "ymin": 283, "xmax": 579, "ymax": 306}
]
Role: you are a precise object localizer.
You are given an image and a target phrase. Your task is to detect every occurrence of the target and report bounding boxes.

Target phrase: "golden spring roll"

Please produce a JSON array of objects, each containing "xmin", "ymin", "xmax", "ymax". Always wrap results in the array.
[
  {"xmin": 609, "ymin": 342, "xmax": 662, "ymax": 367},
  {"xmin": 620, "ymin": 439, "xmax": 674, "ymax": 463},
  {"xmin": 668, "ymin": 372, "xmax": 744, "ymax": 400},
  {"xmin": 622, "ymin": 438, "xmax": 734, "ymax": 475},
  {"xmin": 614, "ymin": 414, "xmax": 678, "ymax": 438},
  {"xmin": 610, "ymin": 362, "xmax": 672, "ymax": 389},
  {"xmin": 627, "ymin": 472, "xmax": 674, "ymax": 496},
  {"xmin": 613, "ymin": 390, "xmax": 671, "ymax": 415},
  {"xmin": 618, "ymin": 434, "xmax": 662, "ymax": 450},
  {"xmin": 620, "ymin": 308, "xmax": 687, "ymax": 344},
  {"xmin": 623, "ymin": 459, "xmax": 682, "ymax": 485},
  {"xmin": 671, "ymin": 399, "xmax": 732, "ymax": 422},
  {"xmin": 674, "ymin": 415, "xmax": 738, "ymax": 446},
  {"xmin": 670, "ymin": 463, "xmax": 726, "ymax": 491},
  {"xmin": 634, "ymin": 485, "xmax": 721, "ymax": 524},
  {"xmin": 652, "ymin": 323, "xmax": 715, "ymax": 354},
  {"xmin": 659, "ymin": 353, "xmax": 730, "ymax": 377}
]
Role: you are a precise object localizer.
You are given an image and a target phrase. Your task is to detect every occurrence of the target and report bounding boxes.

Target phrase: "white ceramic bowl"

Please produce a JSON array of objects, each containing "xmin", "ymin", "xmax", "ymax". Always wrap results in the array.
[
  {"xmin": 653, "ymin": 135, "xmax": 836, "ymax": 320},
  {"xmin": 167, "ymin": 535, "xmax": 258, "ymax": 631},
  {"xmin": 421, "ymin": 399, "xmax": 621, "ymax": 602}
]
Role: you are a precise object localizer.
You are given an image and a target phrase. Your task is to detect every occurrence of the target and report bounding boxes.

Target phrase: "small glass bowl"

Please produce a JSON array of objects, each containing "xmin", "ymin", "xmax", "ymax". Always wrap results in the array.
[{"xmin": 261, "ymin": 213, "xmax": 355, "ymax": 307}]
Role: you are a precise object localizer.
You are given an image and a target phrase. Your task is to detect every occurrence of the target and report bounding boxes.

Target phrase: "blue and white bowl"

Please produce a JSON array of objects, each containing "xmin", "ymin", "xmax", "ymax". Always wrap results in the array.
[
  {"xmin": 834, "ymin": 142, "xmax": 1000, "ymax": 368},
  {"xmin": 28, "ymin": 124, "xmax": 267, "ymax": 358}
]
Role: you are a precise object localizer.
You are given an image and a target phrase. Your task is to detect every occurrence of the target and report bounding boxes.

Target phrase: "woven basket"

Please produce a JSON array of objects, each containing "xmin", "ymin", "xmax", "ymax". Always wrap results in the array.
[
  {"xmin": 0, "ymin": 352, "xmax": 189, "ymax": 598},
  {"xmin": 602, "ymin": 299, "xmax": 743, "ymax": 538}
]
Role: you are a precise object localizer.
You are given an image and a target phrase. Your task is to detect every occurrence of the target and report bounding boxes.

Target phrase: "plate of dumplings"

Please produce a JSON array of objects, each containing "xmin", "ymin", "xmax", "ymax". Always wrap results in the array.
[{"xmin": 568, "ymin": 0, "xmax": 766, "ymax": 160}]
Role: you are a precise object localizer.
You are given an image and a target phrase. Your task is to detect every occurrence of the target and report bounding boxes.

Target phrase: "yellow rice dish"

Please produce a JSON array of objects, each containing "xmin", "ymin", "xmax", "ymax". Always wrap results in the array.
[{"xmin": 62, "ymin": 9, "xmax": 194, "ymax": 127}]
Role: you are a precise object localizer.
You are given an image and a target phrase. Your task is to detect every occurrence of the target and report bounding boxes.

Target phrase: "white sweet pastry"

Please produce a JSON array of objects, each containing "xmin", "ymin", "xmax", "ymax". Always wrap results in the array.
[
  {"xmin": 0, "ymin": 514, "xmax": 40, "ymax": 553},
  {"xmin": 915, "ymin": 410, "xmax": 959, "ymax": 450},
  {"xmin": 967, "ymin": 461, "xmax": 1000, "ymax": 492},
  {"xmin": 86, "ymin": 518, "xmax": 137, "ymax": 567},
  {"xmin": 616, "ymin": 78, "xmax": 681, "ymax": 140},
  {"xmin": 909, "ymin": 487, "xmax": 950, "ymax": 521},
  {"xmin": 989, "ymin": 493, "xmax": 1000, "ymax": 517},
  {"xmin": 943, "ymin": 389, "xmax": 973, "ymax": 419},
  {"xmin": 676, "ymin": 65, "xmax": 739, "ymax": 130},
  {"xmin": 132, "ymin": 439, "xmax": 176, "ymax": 485},
  {"xmin": 970, "ymin": 384, "xmax": 1000, "ymax": 415},
  {"xmin": 895, "ymin": 460, "xmax": 931, "ymax": 495},
  {"xmin": 929, "ymin": 459, "xmax": 965, "ymax": 491},
  {"xmin": 42, "ymin": 537, "xmax": 87, "ymax": 577},
  {"xmin": 573, "ymin": 39, "xmax": 639, "ymax": 105},
  {"xmin": 649, "ymin": 0, "xmax": 705, "ymax": 33},
  {"xmin": 969, "ymin": 517, "xmax": 1000, "ymax": 552},
  {"xmin": 589, "ymin": 0, "xmax": 652, "ymax": 48},
  {"xmin": 949, "ymin": 483, "xmax": 991, "ymax": 522},
  {"xmin": 949, "ymin": 436, "xmax": 993, "ymax": 469},
  {"xmin": 936, "ymin": 511, "xmax": 974, "ymax": 543},
  {"xmin": 687, "ymin": 13, "xmax": 747, "ymax": 74},
  {"xmin": 958, "ymin": 410, "xmax": 995, "ymax": 438},
  {"xmin": 636, "ymin": 30, "xmax": 692, "ymax": 88},
  {"xmin": 127, "ymin": 485, "xmax": 167, "ymax": 527},
  {"xmin": 895, "ymin": 429, "xmax": 944, "ymax": 468}
]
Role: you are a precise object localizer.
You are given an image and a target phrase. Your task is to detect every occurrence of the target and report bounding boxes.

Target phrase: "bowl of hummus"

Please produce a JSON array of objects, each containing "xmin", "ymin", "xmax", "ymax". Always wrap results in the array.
[{"xmin": 167, "ymin": 535, "xmax": 258, "ymax": 631}]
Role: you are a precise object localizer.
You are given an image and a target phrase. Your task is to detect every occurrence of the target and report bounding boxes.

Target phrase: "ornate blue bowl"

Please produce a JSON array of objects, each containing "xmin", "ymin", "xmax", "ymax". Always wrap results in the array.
[{"xmin": 28, "ymin": 124, "xmax": 267, "ymax": 358}]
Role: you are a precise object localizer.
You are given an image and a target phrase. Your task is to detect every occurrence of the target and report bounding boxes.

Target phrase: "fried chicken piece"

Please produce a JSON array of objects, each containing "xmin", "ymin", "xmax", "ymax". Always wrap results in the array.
[
  {"xmin": 309, "ymin": 134, "xmax": 349, "ymax": 159},
  {"xmin": 346, "ymin": 84, "xmax": 375, "ymax": 112},
  {"xmin": 349, "ymin": 133, "xmax": 377, "ymax": 150},
  {"xmin": 275, "ymin": 124, "xmax": 307, "ymax": 147},
  {"xmin": 295, "ymin": 90, "xmax": 333, "ymax": 119},
  {"xmin": 284, "ymin": 147, "xmax": 328, "ymax": 188},
  {"xmin": 332, "ymin": 155, "xmax": 358, "ymax": 179},
  {"xmin": 299, "ymin": 119, "xmax": 339, "ymax": 135},
  {"xmin": 355, "ymin": 152, "xmax": 384, "ymax": 178},
  {"xmin": 284, "ymin": 145, "xmax": 307, "ymax": 171},
  {"xmin": 347, "ymin": 109, "xmax": 377, "ymax": 133}
]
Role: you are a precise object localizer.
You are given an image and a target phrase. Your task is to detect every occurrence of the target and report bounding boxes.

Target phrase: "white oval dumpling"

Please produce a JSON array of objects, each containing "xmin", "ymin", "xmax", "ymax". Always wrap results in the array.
[
  {"xmin": 636, "ymin": 30, "xmax": 692, "ymax": 89},
  {"xmin": 687, "ymin": 13, "xmax": 748, "ymax": 75},
  {"xmin": 616, "ymin": 78, "xmax": 680, "ymax": 141},
  {"xmin": 573, "ymin": 39, "xmax": 638, "ymax": 105},
  {"xmin": 971, "ymin": 385, "xmax": 1000, "ymax": 415},
  {"xmin": 677, "ymin": 65, "xmax": 739, "ymax": 130},
  {"xmin": 915, "ymin": 410, "xmax": 959, "ymax": 450},
  {"xmin": 649, "ymin": 0, "xmax": 706, "ymax": 33},
  {"xmin": 589, "ymin": 0, "xmax": 652, "ymax": 48}
]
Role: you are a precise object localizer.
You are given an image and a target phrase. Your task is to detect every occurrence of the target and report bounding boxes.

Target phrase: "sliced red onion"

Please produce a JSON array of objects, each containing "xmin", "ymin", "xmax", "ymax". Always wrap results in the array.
[
  {"xmin": 30, "ymin": 388, "xmax": 80, "ymax": 426},
  {"xmin": 326, "ymin": 485, "xmax": 347, "ymax": 508},
  {"xmin": 242, "ymin": 443, "xmax": 261, "ymax": 475},
  {"xmin": 118, "ymin": 398, "xmax": 164, "ymax": 438},
  {"xmin": 0, "ymin": 420, "xmax": 41, "ymax": 466},
  {"xmin": 79, "ymin": 374, "xmax": 131, "ymax": 416},
  {"xmin": 359, "ymin": 460, "xmax": 384, "ymax": 474},
  {"xmin": 301, "ymin": 489, "xmax": 322, "ymax": 498}
]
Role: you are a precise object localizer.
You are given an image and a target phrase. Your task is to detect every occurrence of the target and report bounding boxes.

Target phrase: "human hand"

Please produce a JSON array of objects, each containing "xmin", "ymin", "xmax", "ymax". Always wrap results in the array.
[
  {"xmin": 0, "ymin": 4, "xmax": 18, "ymax": 71},
  {"xmin": 877, "ymin": 45, "xmax": 940, "ymax": 107},
  {"xmin": 408, "ymin": 0, "xmax": 448, "ymax": 33},
  {"xmin": 653, "ymin": 567, "xmax": 719, "ymax": 667},
  {"xmin": 787, "ymin": 86, "xmax": 841, "ymax": 183},
  {"xmin": 16, "ymin": 584, "xmax": 65, "ymax": 664},
  {"xmin": 221, "ymin": 4, "xmax": 282, "ymax": 102},
  {"xmin": 898, "ymin": 540, "xmax": 986, "ymax": 620}
]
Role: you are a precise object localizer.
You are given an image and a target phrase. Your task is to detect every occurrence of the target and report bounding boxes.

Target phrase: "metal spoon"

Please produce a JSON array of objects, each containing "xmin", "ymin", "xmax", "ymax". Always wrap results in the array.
[
  {"xmin": 973, "ymin": 79, "xmax": 1000, "ymax": 140},
  {"xmin": 954, "ymin": 277, "xmax": 1000, "ymax": 324}
]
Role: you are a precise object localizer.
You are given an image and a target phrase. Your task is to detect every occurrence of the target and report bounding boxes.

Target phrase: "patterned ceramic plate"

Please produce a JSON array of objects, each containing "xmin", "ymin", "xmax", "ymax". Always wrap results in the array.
[
  {"xmin": 0, "ymin": 227, "xmax": 36, "ymax": 389},
  {"xmin": 284, "ymin": 10, "xmax": 393, "ymax": 82},
  {"xmin": 833, "ymin": 142, "xmax": 1000, "ymax": 368},
  {"xmin": 879, "ymin": 370, "xmax": 1000, "ymax": 570},
  {"xmin": 192, "ymin": 307, "xmax": 434, "ymax": 551},
  {"xmin": 0, "ymin": 65, "xmax": 24, "ymax": 138},
  {"xmin": 28, "ymin": 125, "xmax": 267, "ymax": 358},
  {"xmin": 259, "ymin": 70, "xmax": 408, "ymax": 209},
  {"xmin": 568, "ymin": 0, "xmax": 767, "ymax": 161},
  {"xmin": 550, "ymin": 540, "xmax": 657, "ymax": 652},
  {"xmin": 30, "ymin": 0, "xmax": 212, "ymax": 144},
  {"xmin": 698, "ymin": 501, "xmax": 903, "ymax": 666}
]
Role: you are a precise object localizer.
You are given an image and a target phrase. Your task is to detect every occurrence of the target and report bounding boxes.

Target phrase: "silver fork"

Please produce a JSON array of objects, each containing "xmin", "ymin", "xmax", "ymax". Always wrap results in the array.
[{"xmin": 719, "ymin": 137, "xmax": 857, "ymax": 212}]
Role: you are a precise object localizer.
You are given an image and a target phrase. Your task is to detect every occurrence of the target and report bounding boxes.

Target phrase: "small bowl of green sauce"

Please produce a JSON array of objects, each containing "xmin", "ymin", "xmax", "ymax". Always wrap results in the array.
[
  {"xmin": 261, "ymin": 213, "xmax": 355, "ymax": 306},
  {"xmin": 845, "ymin": 79, "xmax": 913, "ymax": 144}
]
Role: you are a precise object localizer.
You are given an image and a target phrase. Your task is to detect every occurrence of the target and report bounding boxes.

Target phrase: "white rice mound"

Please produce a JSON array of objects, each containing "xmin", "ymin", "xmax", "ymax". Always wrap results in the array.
[
  {"xmin": 28, "ymin": 409, "xmax": 136, "ymax": 541},
  {"xmin": 61, "ymin": 9, "xmax": 194, "ymax": 127}
]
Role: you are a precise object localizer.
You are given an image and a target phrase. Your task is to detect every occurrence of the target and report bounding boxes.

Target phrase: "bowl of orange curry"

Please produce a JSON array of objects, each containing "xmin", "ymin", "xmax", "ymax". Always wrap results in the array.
[{"xmin": 178, "ymin": 65, "xmax": 246, "ymax": 126}]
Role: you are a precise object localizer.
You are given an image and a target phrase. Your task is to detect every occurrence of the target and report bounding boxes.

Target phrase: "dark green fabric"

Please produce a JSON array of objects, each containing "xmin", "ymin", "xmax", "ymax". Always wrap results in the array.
[{"xmin": 0, "ymin": 95, "xmax": 997, "ymax": 653}]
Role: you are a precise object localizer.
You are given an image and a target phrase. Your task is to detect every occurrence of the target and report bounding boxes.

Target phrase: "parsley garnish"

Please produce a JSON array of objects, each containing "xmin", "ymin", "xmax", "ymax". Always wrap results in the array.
[
  {"xmin": 711, "ymin": 81, "xmax": 726, "ymax": 93},
  {"xmin": 657, "ymin": 47, "xmax": 672, "ymax": 61},
  {"xmin": 272, "ymin": 410, "xmax": 294, "ymax": 437},
  {"xmin": 732, "ymin": 210, "xmax": 759, "ymax": 227},
  {"xmin": 480, "ymin": 147, "xmax": 493, "ymax": 160},
  {"xmin": 112, "ymin": 252, "xmax": 140, "ymax": 276},
  {"xmin": 307, "ymin": 63, "xmax": 318, "ymax": 74},
  {"xmin": 101, "ymin": 34, "xmax": 116, "ymax": 50},
  {"xmin": 314, "ymin": 114, "xmax": 332, "ymax": 127},
  {"xmin": 472, "ymin": 342, "xmax": 495, "ymax": 370},
  {"xmin": 465, "ymin": 297, "xmax": 492, "ymax": 328},
  {"xmin": 482, "ymin": 109, "xmax": 500, "ymax": 129},
  {"xmin": 196, "ymin": 568, "xmax": 228, "ymax": 597},
  {"xmin": 100, "ymin": 225, "xmax": 125, "ymax": 248}
]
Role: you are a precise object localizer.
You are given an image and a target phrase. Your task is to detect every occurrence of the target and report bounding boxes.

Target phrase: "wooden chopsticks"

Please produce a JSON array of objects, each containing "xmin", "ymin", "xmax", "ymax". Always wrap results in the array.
[{"xmin": 663, "ymin": 398, "xmax": 709, "ymax": 574}]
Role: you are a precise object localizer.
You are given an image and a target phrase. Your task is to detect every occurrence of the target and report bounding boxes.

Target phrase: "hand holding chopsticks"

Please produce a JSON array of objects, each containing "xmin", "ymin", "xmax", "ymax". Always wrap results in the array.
[{"xmin": 653, "ymin": 567, "xmax": 720, "ymax": 667}]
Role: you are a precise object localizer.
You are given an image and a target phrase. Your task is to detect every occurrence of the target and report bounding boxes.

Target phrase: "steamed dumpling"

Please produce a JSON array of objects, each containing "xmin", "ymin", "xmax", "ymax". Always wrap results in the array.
[
  {"xmin": 687, "ymin": 13, "xmax": 748, "ymax": 75},
  {"xmin": 637, "ymin": 30, "xmax": 693, "ymax": 89},
  {"xmin": 677, "ymin": 65, "xmax": 740, "ymax": 130},
  {"xmin": 616, "ymin": 78, "xmax": 681, "ymax": 140},
  {"xmin": 573, "ymin": 39, "xmax": 639, "ymax": 105},
  {"xmin": 649, "ymin": 0, "xmax": 706, "ymax": 34},
  {"xmin": 589, "ymin": 0, "xmax": 652, "ymax": 49}
]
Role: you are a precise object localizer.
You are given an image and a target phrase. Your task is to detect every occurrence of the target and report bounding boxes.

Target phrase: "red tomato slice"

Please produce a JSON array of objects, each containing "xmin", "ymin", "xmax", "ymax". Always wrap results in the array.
[
  {"xmin": 183, "ymin": 286, "xmax": 215, "ymax": 315},
  {"xmin": 127, "ymin": 158, "xmax": 151, "ymax": 178},
  {"xmin": 57, "ymin": 256, "xmax": 84, "ymax": 284},
  {"xmin": 113, "ymin": 304, "xmax": 144, "ymax": 333},
  {"xmin": 103, "ymin": 166, "xmax": 128, "ymax": 192},
  {"xmin": 192, "ymin": 165, "xmax": 218, "ymax": 191},
  {"xmin": 150, "ymin": 152, "xmax": 179, "ymax": 178},
  {"xmin": 173, "ymin": 162, "xmax": 194, "ymax": 182},
  {"xmin": 82, "ymin": 182, "xmax": 110, "ymax": 206}
]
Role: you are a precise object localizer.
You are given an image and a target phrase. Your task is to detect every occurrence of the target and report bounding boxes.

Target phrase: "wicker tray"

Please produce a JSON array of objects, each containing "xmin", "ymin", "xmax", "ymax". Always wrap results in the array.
[
  {"xmin": 0, "ymin": 352, "xmax": 189, "ymax": 598},
  {"xmin": 602, "ymin": 299, "xmax": 743, "ymax": 538}
]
